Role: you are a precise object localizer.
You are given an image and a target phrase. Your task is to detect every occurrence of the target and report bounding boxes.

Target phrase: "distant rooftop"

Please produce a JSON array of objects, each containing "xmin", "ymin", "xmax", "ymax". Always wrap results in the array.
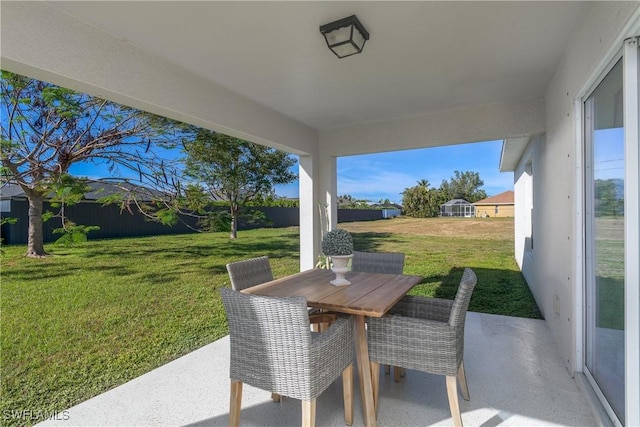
[
  {"xmin": 1, "ymin": 180, "xmax": 162, "ymax": 202},
  {"xmin": 474, "ymin": 190, "xmax": 514, "ymax": 205},
  {"xmin": 442, "ymin": 199, "xmax": 472, "ymax": 206}
]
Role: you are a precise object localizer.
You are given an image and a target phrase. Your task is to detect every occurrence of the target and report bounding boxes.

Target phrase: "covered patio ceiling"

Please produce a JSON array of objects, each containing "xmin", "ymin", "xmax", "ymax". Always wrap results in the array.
[
  {"xmin": 45, "ymin": 1, "xmax": 584, "ymax": 131},
  {"xmin": 2, "ymin": 1, "xmax": 588, "ymax": 156}
]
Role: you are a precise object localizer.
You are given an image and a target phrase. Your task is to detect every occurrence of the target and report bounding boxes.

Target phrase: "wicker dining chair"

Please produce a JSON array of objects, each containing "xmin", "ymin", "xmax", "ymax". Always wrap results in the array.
[
  {"xmin": 226, "ymin": 256, "xmax": 274, "ymax": 291},
  {"xmin": 366, "ymin": 268, "xmax": 477, "ymax": 427},
  {"xmin": 226, "ymin": 256, "xmax": 336, "ymax": 334},
  {"xmin": 351, "ymin": 250, "xmax": 406, "ymax": 380},
  {"xmin": 351, "ymin": 251, "xmax": 405, "ymax": 275},
  {"xmin": 220, "ymin": 288, "xmax": 354, "ymax": 427}
]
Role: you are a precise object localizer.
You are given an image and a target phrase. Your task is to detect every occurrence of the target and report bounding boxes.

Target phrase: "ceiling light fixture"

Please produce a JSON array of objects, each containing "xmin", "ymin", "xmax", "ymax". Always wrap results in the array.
[{"xmin": 319, "ymin": 15, "xmax": 369, "ymax": 59}]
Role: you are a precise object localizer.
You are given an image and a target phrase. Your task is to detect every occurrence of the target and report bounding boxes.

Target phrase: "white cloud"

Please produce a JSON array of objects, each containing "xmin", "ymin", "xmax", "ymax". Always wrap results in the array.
[{"xmin": 339, "ymin": 170, "xmax": 417, "ymax": 201}]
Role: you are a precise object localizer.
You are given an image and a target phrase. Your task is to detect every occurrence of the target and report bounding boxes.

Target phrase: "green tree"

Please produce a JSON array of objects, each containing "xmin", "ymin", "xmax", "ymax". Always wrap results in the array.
[
  {"xmin": 183, "ymin": 129, "xmax": 297, "ymax": 239},
  {"xmin": 1, "ymin": 71, "xmax": 179, "ymax": 257},
  {"xmin": 337, "ymin": 194, "xmax": 370, "ymax": 209},
  {"xmin": 377, "ymin": 198, "xmax": 393, "ymax": 208},
  {"xmin": 595, "ymin": 179, "xmax": 623, "ymax": 217},
  {"xmin": 439, "ymin": 170, "xmax": 487, "ymax": 203},
  {"xmin": 401, "ymin": 179, "xmax": 444, "ymax": 217}
]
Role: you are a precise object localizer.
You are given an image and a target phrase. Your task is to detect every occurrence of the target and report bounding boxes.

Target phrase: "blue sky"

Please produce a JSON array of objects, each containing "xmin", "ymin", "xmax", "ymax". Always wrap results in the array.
[
  {"xmin": 71, "ymin": 139, "xmax": 513, "ymax": 204},
  {"xmin": 277, "ymin": 139, "xmax": 513, "ymax": 204},
  {"xmin": 594, "ymin": 128, "xmax": 624, "ymax": 181}
]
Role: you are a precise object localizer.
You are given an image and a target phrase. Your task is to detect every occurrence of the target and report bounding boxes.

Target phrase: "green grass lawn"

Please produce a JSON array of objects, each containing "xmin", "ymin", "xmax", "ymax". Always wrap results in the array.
[
  {"xmin": 1, "ymin": 219, "xmax": 539, "ymax": 425},
  {"xmin": 594, "ymin": 218, "xmax": 625, "ymax": 330}
]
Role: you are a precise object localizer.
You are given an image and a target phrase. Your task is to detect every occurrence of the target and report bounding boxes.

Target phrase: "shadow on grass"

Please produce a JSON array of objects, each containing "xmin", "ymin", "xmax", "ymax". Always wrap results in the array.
[
  {"xmin": 351, "ymin": 232, "xmax": 403, "ymax": 251},
  {"xmin": 1, "ymin": 263, "xmax": 135, "ymax": 282},
  {"xmin": 411, "ymin": 266, "xmax": 543, "ymax": 320},
  {"xmin": 73, "ymin": 233, "xmax": 301, "ymax": 262},
  {"xmin": 2, "ymin": 240, "xmax": 302, "ymax": 291}
]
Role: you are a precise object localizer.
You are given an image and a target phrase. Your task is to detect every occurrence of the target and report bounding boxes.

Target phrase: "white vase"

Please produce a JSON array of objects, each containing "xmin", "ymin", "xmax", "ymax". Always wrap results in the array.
[{"xmin": 330, "ymin": 254, "xmax": 352, "ymax": 286}]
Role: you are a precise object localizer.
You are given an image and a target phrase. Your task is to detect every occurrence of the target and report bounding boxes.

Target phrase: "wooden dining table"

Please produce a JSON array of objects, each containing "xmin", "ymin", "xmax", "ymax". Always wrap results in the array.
[{"xmin": 242, "ymin": 268, "xmax": 423, "ymax": 427}]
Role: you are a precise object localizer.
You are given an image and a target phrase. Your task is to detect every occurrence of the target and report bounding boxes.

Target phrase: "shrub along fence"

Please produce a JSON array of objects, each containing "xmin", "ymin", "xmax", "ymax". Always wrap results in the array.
[{"xmin": 1, "ymin": 199, "xmax": 394, "ymax": 245}]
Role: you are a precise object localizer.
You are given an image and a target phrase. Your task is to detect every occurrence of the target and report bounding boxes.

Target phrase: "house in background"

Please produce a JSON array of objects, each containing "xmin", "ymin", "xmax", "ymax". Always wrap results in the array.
[
  {"xmin": 0, "ymin": 182, "xmax": 24, "ymax": 215},
  {"xmin": 473, "ymin": 190, "xmax": 514, "ymax": 218}
]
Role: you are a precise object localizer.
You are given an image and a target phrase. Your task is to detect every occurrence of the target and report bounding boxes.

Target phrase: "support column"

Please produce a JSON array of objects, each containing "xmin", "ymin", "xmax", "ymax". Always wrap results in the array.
[
  {"xmin": 319, "ymin": 154, "xmax": 338, "ymax": 231},
  {"xmin": 299, "ymin": 155, "xmax": 318, "ymax": 271},
  {"xmin": 299, "ymin": 153, "xmax": 338, "ymax": 271}
]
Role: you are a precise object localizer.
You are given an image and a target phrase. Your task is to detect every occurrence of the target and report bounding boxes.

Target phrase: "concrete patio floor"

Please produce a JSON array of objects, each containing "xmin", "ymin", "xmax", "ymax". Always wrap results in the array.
[{"xmin": 39, "ymin": 312, "xmax": 599, "ymax": 426}]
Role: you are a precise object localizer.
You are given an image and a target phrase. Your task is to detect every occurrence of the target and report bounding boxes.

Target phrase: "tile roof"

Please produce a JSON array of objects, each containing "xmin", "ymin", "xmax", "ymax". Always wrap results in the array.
[
  {"xmin": 473, "ymin": 190, "xmax": 514, "ymax": 205},
  {"xmin": 1, "ymin": 180, "xmax": 160, "ymax": 201},
  {"xmin": 0, "ymin": 183, "xmax": 24, "ymax": 199}
]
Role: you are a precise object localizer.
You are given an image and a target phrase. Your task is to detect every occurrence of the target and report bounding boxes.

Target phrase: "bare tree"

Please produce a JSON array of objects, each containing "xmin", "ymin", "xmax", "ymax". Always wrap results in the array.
[{"xmin": 1, "ymin": 71, "xmax": 180, "ymax": 257}]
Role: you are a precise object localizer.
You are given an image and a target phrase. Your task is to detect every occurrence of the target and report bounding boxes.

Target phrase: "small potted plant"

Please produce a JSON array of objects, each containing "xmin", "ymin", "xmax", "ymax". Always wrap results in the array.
[{"xmin": 321, "ymin": 229, "xmax": 354, "ymax": 286}]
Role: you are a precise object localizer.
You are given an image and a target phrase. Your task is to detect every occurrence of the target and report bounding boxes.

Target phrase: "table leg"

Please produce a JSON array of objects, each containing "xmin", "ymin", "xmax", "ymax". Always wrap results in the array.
[{"xmin": 354, "ymin": 315, "xmax": 377, "ymax": 427}]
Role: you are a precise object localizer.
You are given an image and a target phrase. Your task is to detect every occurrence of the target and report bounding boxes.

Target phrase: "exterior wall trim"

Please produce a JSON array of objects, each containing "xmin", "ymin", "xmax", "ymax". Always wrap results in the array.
[{"xmin": 622, "ymin": 34, "xmax": 640, "ymax": 427}]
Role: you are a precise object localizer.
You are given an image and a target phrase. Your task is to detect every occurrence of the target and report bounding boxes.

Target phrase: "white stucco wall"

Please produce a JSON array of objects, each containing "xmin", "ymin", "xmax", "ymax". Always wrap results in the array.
[
  {"xmin": 515, "ymin": 1, "xmax": 640, "ymax": 375},
  {"xmin": 513, "ymin": 136, "xmax": 539, "ymax": 282}
]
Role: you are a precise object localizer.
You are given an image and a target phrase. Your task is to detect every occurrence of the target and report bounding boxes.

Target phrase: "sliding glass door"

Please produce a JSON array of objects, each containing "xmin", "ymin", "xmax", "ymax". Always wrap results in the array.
[{"xmin": 584, "ymin": 59, "xmax": 625, "ymax": 424}]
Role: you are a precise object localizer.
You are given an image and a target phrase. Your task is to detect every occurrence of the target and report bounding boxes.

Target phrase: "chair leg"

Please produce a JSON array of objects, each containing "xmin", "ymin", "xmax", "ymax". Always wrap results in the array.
[
  {"xmin": 370, "ymin": 361, "xmax": 380, "ymax": 414},
  {"xmin": 342, "ymin": 364, "xmax": 354, "ymax": 426},
  {"xmin": 457, "ymin": 361, "xmax": 470, "ymax": 401},
  {"xmin": 393, "ymin": 366, "xmax": 404, "ymax": 382},
  {"xmin": 271, "ymin": 393, "xmax": 282, "ymax": 402},
  {"xmin": 302, "ymin": 399, "xmax": 316, "ymax": 427},
  {"xmin": 229, "ymin": 380, "xmax": 243, "ymax": 427},
  {"xmin": 384, "ymin": 364, "xmax": 390, "ymax": 375},
  {"xmin": 446, "ymin": 375, "xmax": 463, "ymax": 427}
]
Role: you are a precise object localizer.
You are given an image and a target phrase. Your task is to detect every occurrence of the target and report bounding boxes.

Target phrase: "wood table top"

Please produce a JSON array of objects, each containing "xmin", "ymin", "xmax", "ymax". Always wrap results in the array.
[{"xmin": 243, "ymin": 268, "xmax": 423, "ymax": 317}]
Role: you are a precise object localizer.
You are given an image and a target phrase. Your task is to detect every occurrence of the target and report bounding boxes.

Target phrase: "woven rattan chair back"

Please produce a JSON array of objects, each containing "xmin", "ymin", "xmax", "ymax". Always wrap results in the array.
[
  {"xmin": 226, "ymin": 256, "xmax": 274, "ymax": 291},
  {"xmin": 366, "ymin": 268, "xmax": 477, "ymax": 427},
  {"xmin": 351, "ymin": 251, "xmax": 405, "ymax": 274},
  {"xmin": 352, "ymin": 250, "xmax": 406, "ymax": 380},
  {"xmin": 449, "ymin": 267, "xmax": 477, "ymax": 327},
  {"xmin": 221, "ymin": 288, "xmax": 312, "ymax": 396},
  {"xmin": 227, "ymin": 256, "xmax": 337, "ymax": 333},
  {"xmin": 220, "ymin": 288, "xmax": 354, "ymax": 426}
]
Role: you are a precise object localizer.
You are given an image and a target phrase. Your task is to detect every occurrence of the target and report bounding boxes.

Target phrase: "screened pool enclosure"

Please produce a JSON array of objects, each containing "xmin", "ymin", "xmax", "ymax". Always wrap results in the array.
[{"xmin": 440, "ymin": 199, "xmax": 475, "ymax": 217}]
